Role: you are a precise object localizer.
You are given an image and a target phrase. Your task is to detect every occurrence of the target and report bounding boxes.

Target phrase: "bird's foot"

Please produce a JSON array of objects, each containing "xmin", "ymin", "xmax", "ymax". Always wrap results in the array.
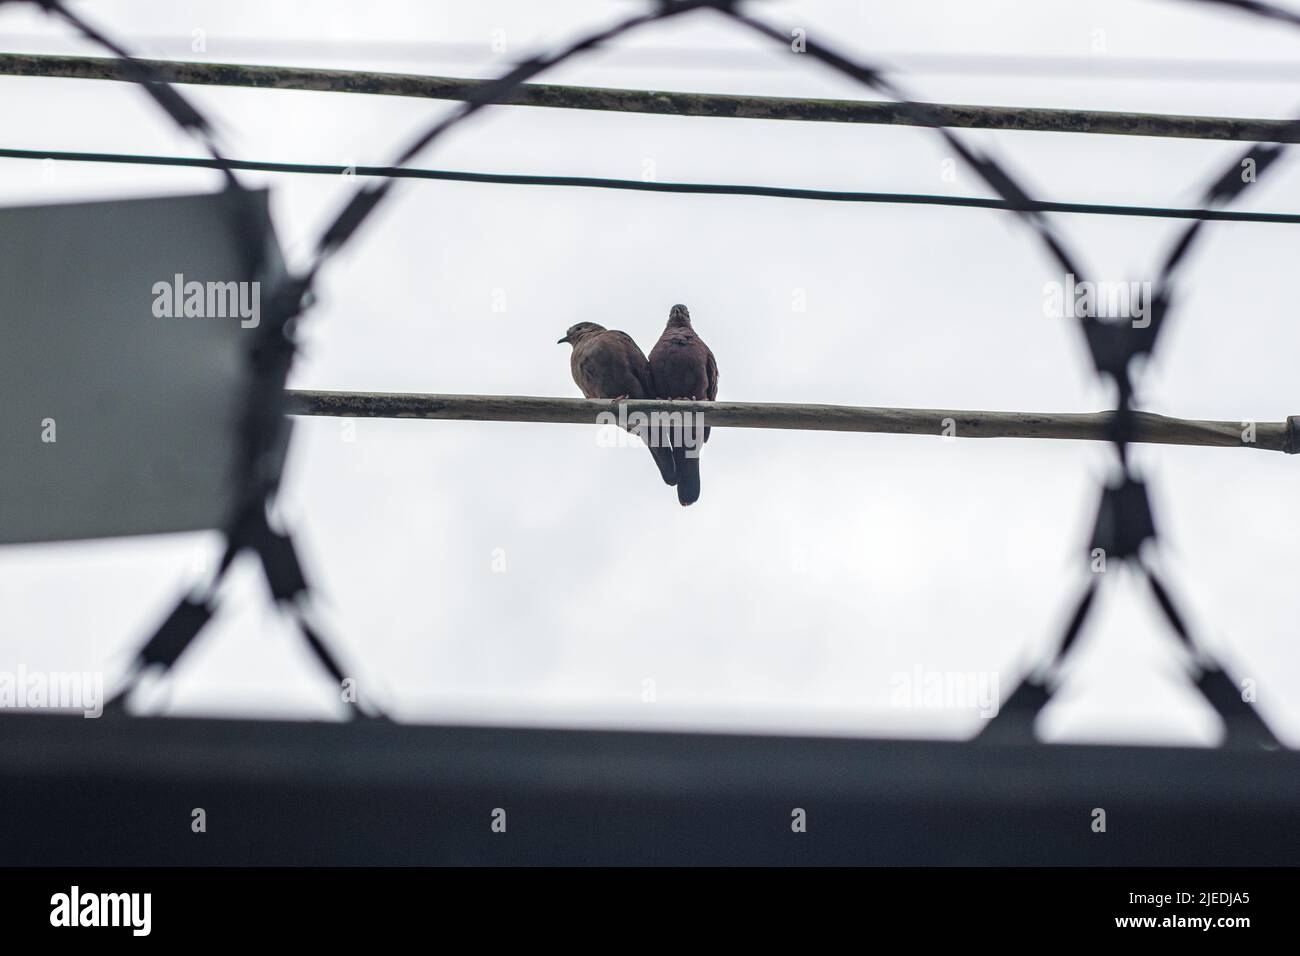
[{"xmin": 608, "ymin": 395, "xmax": 629, "ymax": 404}]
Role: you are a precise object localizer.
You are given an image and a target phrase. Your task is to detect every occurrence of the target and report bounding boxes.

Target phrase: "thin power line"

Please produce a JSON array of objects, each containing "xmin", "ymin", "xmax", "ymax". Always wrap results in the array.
[
  {"xmin": 2, "ymin": 53, "xmax": 1299, "ymax": 142},
  {"xmin": 5, "ymin": 147, "xmax": 1299, "ymax": 224}
]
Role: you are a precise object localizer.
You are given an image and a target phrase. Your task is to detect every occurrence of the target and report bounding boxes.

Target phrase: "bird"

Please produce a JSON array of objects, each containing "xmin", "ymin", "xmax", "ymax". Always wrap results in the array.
[
  {"xmin": 648, "ymin": 304, "xmax": 717, "ymax": 506},
  {"xmin": 558, "ymin": 322, "xmax": 677, "ymax": 486}
]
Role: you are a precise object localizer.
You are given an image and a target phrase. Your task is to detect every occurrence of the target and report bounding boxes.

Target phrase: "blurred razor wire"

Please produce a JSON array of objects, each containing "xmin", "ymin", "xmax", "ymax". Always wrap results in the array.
[{"xmin": 3, "ymin": 0, "xmax": 1296, "ymax": 742}]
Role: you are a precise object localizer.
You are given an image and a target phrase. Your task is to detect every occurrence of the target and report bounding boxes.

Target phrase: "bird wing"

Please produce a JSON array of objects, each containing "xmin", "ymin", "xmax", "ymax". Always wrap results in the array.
[
  {"xmin": 605, "ymin": 330, "xmax": 655, "ymax": 397},
  {"xmin": 704, "ymin": 346, "xmax": 719, "ymax": 401},
  {"xmin": 570, "ymin": 341, "xmax": 600, "ymax": 398}
]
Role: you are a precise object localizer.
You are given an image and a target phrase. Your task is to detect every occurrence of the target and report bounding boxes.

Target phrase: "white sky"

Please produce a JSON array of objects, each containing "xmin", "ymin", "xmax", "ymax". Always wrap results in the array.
[{"xmin": 2, "ymin": 0, "xmax": 1299, "ymax": 745}]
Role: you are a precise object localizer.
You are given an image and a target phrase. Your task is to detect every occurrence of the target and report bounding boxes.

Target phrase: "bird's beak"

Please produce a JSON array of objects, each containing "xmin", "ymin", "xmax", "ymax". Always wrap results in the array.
[{"xmin": 556, "ymin": 335, "xmax": 569, "ymax": 344}]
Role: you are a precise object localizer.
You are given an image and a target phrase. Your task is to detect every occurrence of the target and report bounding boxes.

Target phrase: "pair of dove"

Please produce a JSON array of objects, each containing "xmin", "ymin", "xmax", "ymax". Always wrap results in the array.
[{"xmin": 559, "ymin": 304, "xmax": 718, "ymax": 506}]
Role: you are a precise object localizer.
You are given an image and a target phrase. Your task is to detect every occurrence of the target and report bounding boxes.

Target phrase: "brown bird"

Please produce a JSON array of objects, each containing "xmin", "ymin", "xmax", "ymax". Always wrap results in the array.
[
  {"xmin": 648, "ymin": 304, "xmax": 717, "ymax": 506},
  {"xmin": 558, "ymin": 322, "xmax": 676, "ymax": 486}
]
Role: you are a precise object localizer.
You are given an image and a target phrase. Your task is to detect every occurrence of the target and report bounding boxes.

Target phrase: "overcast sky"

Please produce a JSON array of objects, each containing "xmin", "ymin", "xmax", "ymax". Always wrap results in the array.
[{"xmin": 3, "ymin": 0, "xmax": 1300, "ymax": 745}]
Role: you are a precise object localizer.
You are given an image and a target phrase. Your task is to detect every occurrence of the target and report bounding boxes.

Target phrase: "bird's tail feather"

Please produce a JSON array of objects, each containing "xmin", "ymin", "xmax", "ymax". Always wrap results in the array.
[
  {"xmin": 647, "ymin": 440, "xmax": 677, "ymax": 486},
  {"xmin": 631, "ymin": 423, "xmax": 676, "ymax": 486},
  {"xmin": 673, "ymin": 445, "xmax": 701, "ymax": 506}
]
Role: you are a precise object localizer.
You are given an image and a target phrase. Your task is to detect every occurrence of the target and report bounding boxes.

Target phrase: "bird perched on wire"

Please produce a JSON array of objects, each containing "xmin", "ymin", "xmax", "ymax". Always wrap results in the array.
[
  {"xmin": 558, "ymin": 322, "xmax": 677, "ymax": 487},
  {"xmin": 649, "ymin": 304, "xmax": 717, "ymax": 506}
]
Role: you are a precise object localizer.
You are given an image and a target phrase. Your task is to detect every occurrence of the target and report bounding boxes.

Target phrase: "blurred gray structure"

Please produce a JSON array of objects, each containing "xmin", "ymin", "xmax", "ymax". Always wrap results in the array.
[{"xmin": 0, "ymin": 188, "xmax": 287, "ymax": 543}]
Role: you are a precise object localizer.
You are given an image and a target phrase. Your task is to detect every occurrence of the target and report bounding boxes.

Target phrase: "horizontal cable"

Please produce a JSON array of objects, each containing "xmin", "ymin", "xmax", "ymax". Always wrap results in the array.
[
  {"xmin": 7, "ymin": 147, "xmax": 1300, "ymax": 224},
  {"xmin": 12, "ymin": 39, "xmax": 1300, "ymax": 81},
  {"xmin": 3, "ymin": 52, "xmax": 1299, "ymax": 143},
  {"xmin": 285, "ymin": 391, "xmax": 1300, "ymax": 454}
]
